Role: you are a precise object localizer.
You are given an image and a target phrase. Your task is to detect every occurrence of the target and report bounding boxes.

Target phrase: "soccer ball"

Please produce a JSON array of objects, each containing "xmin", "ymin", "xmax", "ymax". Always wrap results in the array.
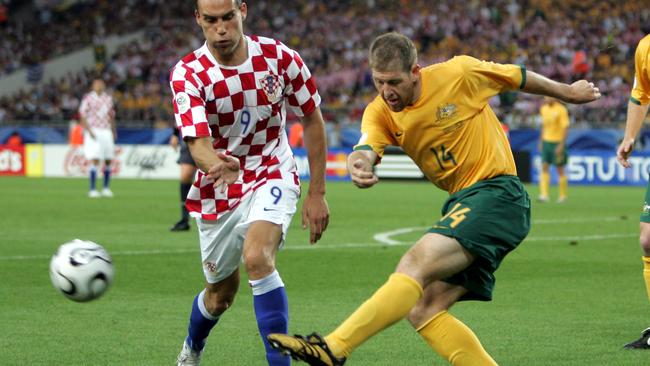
[{"xmin": 49, "ymin": 239, "xmax": 114, "ymax": 302}]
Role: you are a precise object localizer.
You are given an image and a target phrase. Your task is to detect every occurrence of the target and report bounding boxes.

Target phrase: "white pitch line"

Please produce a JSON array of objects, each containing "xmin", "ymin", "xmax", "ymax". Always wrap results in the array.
[
  {"xmin": 0, "ymin": 232, "xmax": 638, "ymax": 262},
  {"xmin": 373, "ymin": 229, "xmax": 637, "ymax": 246},
  {"xmin": 372, "ymin": 216, "xmax": 635, "ymax": 245},
  {"xmin": 533, "ymin": 216, "xmax": 630, "ymax": 224},
  {"xmin": 0, "ymin": 242, "xmax": 380, "ymax": 261}
]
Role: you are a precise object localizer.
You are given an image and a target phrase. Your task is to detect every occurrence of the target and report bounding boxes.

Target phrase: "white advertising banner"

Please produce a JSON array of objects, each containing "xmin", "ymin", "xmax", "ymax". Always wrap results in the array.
[{"xmin": 43, "ymin": 145, "xmax": 179, "ymax": 179}]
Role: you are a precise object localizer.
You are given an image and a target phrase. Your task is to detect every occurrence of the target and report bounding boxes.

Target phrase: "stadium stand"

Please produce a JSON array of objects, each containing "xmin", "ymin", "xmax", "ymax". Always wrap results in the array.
[{"xmin": 0, "ymin": 0, "xmax": 648, "ymax": 137}]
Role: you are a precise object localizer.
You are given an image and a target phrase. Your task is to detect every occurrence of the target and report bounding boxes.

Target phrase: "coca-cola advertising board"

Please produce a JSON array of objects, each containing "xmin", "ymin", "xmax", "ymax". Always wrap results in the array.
[
  {"xmin": 43, "ymin": 145, "xmax": 179, "ymax": 179},
  {"xmin": 0, "ymin": 145, "xmax": 25, "ymax": 176}
]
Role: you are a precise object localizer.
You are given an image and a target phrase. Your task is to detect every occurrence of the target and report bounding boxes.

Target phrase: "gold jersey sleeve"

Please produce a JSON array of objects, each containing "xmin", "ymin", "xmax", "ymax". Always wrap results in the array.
[
  {"xmin": 631, "ymin": 34, "xmax": 650, "ymax": 105},
  {"xmin": 356, "ymin": 55, "xmax": 523, "ymax": 194},
  {"xmin": 539, "ymin": 102, "xmax": 569, "ymax": 143}
]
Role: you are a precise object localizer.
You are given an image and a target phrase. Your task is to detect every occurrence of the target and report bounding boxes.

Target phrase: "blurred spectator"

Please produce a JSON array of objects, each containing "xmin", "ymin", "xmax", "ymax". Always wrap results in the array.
[
  {"xmin": 288, "ymin": 122, "xmax": 304, "ymax": 148},
  {"xmin": 0, "ymin": 0, "xmax": 648, "ymax": 132},
  {"xmin": 5, "ymin": 131, "xmax": 22, "ymax": 147},
  {"xmin": 68, "ymin": 119, "xmax": 83, "ymax": 147}
]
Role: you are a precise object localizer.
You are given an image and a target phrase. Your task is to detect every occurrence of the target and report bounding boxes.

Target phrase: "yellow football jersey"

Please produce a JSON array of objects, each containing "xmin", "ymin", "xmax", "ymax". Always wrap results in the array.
[
  {"xmin": 631, "ymin": 34, "xmax": 650, "ymax": 105},
  {"xmin": 356, "ymin": 55, "xmax": 524, "ymax": 194},
  {"xmin": 539, "ymin": 102, "xmax": 569, "ymax": 143}
]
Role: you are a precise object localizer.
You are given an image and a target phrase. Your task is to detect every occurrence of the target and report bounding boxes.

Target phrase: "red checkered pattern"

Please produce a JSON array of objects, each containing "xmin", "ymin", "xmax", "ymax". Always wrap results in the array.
[
  {"xmin": 78, "ymin": 91, "xmax": 115, "ymax": 129},
  {"xmin": 170, "ymin": 35, "xmax": 321, "ymax": 220}
]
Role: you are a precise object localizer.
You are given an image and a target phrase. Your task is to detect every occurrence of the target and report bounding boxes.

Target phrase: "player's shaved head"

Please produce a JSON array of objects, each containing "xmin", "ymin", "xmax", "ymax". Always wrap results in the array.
[
  {"xmin": 196, "ymin": 0, "xmax": 242, "ymax": 11},
  {"xmin": 369, "ymin": 32, "xmax": 417, "ymax": 73}
]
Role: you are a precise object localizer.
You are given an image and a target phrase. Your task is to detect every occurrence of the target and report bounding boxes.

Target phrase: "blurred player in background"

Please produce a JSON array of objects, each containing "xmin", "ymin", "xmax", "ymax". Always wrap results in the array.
[
  {"xmin": 169, "ymin": 128, "xmax": 197, "ymax": 232},
  {"xmin": 78, "ymin": 77, "xmax": 116, "ymax": 198},
  {"xmin": 616, "ymin": 33, "xmax": 650, "ymax": 350},
  {"xmin": 171, "ymin": 0, "xmax": 329, "ymax": 365},
  {"xmin": 269, "ymin": 32, "xmax": 600, "ymax": 365},
  {"xmin": 538, "ymin": 97, "xmax": 570, "ymax": 203}
]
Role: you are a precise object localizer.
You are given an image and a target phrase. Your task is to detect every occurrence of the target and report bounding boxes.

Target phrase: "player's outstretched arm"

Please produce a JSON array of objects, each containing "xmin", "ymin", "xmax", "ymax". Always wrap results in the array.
[
  {"xmin": 347, "ymin": 150, "xmax": 379, "ymax": 189},
  {"xmin": 523, "ymin": 70, "xmax": 601, "ymax": 104},
  {"xmin": 300, "ymin": 107, "xmax": 330, "ymax": 244},
  {"xmin": 187, "ymin": 137, "xmax": 240, "ymax": 192},
  {"xmin": 617, "ymin": 101, "xmax": 650, "ymax": 168}
]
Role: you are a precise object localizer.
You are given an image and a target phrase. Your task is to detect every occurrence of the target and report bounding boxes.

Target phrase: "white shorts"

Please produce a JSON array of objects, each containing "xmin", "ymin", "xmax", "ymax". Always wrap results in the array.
[
  {"xmin": 84, "ymin": 128, "xmax": 115, "ymax": 161},
  {"xmin": 196, "ymin": 181, "xmax": 299, "ymax": 283}
]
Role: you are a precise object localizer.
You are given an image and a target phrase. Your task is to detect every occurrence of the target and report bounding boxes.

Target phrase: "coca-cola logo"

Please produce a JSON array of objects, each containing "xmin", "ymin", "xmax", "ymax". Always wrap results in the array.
[
  {"xmin": 0, "ymin": 148, "xmax": 23, "ymax": 173},
  {"xmin": 64, "ymin": 147, "xmax": 122, "ymax": 176}
]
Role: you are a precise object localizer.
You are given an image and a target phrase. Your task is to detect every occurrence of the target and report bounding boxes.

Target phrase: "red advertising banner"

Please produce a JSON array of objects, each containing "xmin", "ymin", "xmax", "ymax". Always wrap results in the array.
[{"xmin": 0, "ymin": 145, "xmax": 25, "ymax": 176}]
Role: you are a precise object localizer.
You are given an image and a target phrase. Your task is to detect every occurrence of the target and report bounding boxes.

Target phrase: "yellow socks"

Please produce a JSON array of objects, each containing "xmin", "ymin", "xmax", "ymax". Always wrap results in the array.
[
  {"xmin": 643, "ymin": 257, "xmax": 650, "ymax": 302},
  {"xmin": 539, "ymin": 171, "xmax": 550, "ymax": 198},
  {"xmin": 417, "ymin": 311, "xmax": 497, "ymax": 366},
  {"xmin": 325, "ymin": 273, "xmax": 423, "ymax": 358},
  {"xmin": 558, "ymin": 175, "xmax": 568, "ymax": 200}
]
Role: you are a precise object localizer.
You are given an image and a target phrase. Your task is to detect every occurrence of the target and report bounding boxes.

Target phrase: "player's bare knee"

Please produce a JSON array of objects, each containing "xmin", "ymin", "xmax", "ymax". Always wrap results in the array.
[
  {"xmin": 395, "ymin": 250, "xmax": 426, "ymax": 282},
  {"xmin": 640, "ymin": 234, "xmax": 650, "ymax": 254},
  {"xmin": 243, "ymin": 250, "xmax": 275, "ymax": 279}
]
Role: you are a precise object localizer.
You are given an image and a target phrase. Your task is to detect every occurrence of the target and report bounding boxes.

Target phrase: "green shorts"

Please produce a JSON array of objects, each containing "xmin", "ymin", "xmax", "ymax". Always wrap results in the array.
[
  {"xmin": 641, "ymin": 182, "xmax": 650, "ymax": 223},
  {"xmin": 429, "ymin": 175, "xmax": 531, "ymax": 301},
  {"xmin": 541, "ymin": 141, "xmax": 568, "ymax": 166}
]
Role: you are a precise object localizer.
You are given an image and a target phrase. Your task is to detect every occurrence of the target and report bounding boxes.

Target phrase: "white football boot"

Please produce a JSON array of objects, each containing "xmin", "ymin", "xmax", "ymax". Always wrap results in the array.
[{"xmin": 176, "ymin": 341, "xmax": 202, "ymax": 366}]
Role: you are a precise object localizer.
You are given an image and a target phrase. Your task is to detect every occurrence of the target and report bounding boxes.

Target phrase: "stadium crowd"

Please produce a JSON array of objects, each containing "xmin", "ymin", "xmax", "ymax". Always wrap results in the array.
[{"xmin": 0, "ymin": 0, "xmax": 648, "ymax": 130}]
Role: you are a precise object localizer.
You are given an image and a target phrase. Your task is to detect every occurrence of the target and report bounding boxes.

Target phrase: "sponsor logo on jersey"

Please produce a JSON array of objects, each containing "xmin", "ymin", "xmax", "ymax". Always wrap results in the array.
[
  {"xmin": 259, "ymin": 73, "xmax": 282, "ymax": 103},
  {"xmin": 436, "ymin": 103, "xmax": 458, "ymax": 122}
]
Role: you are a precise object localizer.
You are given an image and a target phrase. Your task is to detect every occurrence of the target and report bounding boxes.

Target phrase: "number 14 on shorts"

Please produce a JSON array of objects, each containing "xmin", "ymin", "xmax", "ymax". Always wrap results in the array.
[{"xmin": 439, "ymin": 203, "xmax": 471, "ymax": 228}]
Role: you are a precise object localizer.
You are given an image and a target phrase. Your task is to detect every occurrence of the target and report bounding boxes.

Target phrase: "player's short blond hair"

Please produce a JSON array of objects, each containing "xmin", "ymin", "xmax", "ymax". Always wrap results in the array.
[{"xmin": 369, "ymin": 32, "xmax": 417, "ymax": 73}]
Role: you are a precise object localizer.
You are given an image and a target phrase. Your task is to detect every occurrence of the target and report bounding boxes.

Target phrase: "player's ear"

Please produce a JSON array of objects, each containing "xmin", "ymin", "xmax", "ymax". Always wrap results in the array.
[
  {"xmin": 194, "ymin": 9, "xmax": 201, "ymax": 25},
  {"xmin": 411, "ymin": 64, "xmax": 421, "ymax": 78},
  {"xmin": 240, "ymin": 2, "xmax": 247, "ymax": 21}
]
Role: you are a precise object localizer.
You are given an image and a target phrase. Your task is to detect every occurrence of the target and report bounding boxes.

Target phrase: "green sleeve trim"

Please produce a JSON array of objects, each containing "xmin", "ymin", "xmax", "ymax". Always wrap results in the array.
[
  {"xmin": 519, "ymin": 65, "xmax": 527, "ymax": 90},
  {"xmin": 630, "ymin": 96, "xmax": 642, "ymax": 105},
  {"xmin": 353, "ymin": 144, "xmax": 374, "ymax": 151}
]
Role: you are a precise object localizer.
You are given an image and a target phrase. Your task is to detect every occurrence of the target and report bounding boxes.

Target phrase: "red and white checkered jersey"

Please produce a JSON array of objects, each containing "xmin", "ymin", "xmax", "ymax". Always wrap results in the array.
[
  {"xmin": 170, "ymin": 35, "xmax": 321, "ymax": 220},
  {"xmin": 78, "ymin": 91, "xmax": 115, "ymax": 129}
]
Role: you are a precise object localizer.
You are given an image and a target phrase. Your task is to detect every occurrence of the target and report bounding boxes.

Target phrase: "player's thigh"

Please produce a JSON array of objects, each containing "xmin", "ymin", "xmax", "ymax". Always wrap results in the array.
[
  {"xmin": 196, "ymin": 205, "xmax": 250, "ymax": 284},
  {"xmin": 541, "ymin": 141, "xmax": 556, "ymax": 165},
  {"xmin": 397, "ymin": 233, "xmax": 475, "ymax": 285},
  {"xmin": 98, "ymin": 130, "xmax": 115, "ymax": 160},
  {"xmin": 430, "ymin": 175, "xmax": 531, "ymax": 301},
  {"xmin": 242, "ymin": 182, "xmax": 299, "ymax": 276},
  {"xmin": 83, "ymin": 131, "xmax": 100, "ymax": 161},
  {"xmin": 554, "ymin": 149, "xmax": 568, "ymax": 167},
  {"xmin": 243, "ymin": 180, "xmax": 299, "ymax": 246}
]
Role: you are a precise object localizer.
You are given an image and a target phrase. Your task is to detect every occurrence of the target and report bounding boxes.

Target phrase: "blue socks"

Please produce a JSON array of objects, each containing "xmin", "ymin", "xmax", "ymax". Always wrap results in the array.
[
  {"xmin": 186, "ymin": 289, "xmax": 219, "ymax": 351},
  {"xmin": 250, "ymin": 270, "xmax": 290, "ymax": 366},
  {"xmin": 103, "ymin": 167, "xmax": 111, "ymax": 189},
  {"xmin": 89, "ymin": 165, "xmax": 97, "ymax": 191},
  {"xmin": 184, "ymin": 271, "xmax": 289, "ymax": 365}
]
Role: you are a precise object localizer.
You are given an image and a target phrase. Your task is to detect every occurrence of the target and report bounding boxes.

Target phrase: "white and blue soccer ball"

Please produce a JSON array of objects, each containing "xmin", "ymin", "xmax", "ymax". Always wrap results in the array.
[{"xmin": 49, "ymin": 239, "xmax": 114, "ymax": 302}]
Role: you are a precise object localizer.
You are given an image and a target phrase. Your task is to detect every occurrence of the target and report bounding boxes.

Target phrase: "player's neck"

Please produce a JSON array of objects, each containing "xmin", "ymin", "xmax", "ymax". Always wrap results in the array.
[{"xmin": 409, "ymin": 77, "xmax": 423, "ymax": 106}]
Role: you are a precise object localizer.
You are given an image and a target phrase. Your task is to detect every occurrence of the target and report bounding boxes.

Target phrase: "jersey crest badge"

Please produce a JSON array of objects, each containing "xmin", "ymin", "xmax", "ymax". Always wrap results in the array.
[
  {"xmin": 436, "ymin": 103, "xmax": 458, "ymax": 122},
  {"xmin": 259, "ymin": 73, "xmax": 282, "ymax": 103}
]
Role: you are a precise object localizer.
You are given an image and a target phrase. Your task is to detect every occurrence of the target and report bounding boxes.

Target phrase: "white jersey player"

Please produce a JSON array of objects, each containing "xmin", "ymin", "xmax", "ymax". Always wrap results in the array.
[
  {"xmin": 78, "ymin": 78, "xmax": 116, "ymax": 198},
  {"xmin": 171, "ymin": 1, "xmax": 329, "ymax": 365}
]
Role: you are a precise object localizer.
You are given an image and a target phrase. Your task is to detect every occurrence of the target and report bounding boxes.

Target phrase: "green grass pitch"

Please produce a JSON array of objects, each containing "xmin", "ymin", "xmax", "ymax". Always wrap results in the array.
[{"xmin": 1, "ymin": 176, "xmax": 649, "ymax": 365}]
